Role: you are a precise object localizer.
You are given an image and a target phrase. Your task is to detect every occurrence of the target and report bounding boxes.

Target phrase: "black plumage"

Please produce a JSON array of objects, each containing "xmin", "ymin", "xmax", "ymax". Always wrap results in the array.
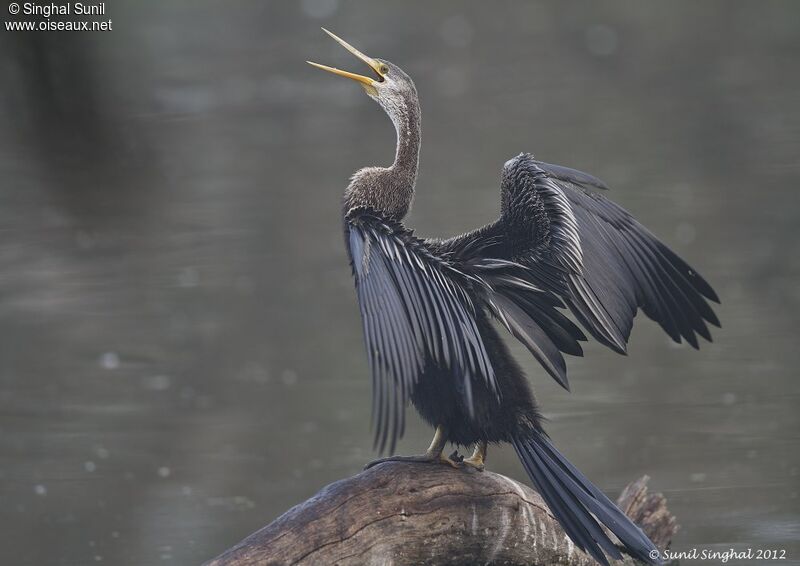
[
  {"xmin": 311, "ymin": 30, "xmax": 719, "ymax": 566},
  {"xmin": 439, "ymin": 155, "xmax": 720, "ymax": 362}
]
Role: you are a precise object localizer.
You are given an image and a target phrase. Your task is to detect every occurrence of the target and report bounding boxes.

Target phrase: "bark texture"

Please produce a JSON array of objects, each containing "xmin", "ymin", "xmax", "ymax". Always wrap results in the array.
[{"xmin": 205, "ymin": 462, "xmax": 678, "ymax": 566}]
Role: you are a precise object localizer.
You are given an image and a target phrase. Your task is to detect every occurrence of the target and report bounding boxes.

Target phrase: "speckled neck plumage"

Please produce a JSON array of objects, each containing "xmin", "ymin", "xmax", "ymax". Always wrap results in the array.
[
  {"xmin": 343, "ymin": 87, "xmax": 421, "ymax": 221},
  {"xmin": 388, "ymin": 90, "xmax": 421, "ymax": 186}
]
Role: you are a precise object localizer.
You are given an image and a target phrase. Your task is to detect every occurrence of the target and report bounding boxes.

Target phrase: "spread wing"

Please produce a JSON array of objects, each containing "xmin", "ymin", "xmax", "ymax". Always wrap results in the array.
[
  {"xmin": 436, "ymin": 153, "xmax": 720, "ymax": 389},
  {"xmin": 347, "ymin": 208, "xmax": 585, "ymax": 452},
  {"xmin": 502, "ymin": 153, "xmax": 720, "ymax": 354},
  {"xmin": 346, "ymin": 209, "xmax": 497, "ymax": 454},
  {"xmin": 531, "ymin": 159, "xmax": 610, "ymax": 191}
]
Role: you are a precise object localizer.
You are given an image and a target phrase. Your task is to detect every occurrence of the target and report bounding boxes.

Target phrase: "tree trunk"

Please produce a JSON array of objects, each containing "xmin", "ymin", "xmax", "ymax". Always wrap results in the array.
[{"xmin": 205, "ymin": 462, "xmax": 678, "ymax": 566}]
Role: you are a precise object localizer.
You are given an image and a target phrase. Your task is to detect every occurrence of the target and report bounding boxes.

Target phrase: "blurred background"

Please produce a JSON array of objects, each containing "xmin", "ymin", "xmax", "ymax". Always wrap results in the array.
[{"xmin": 1, "ymin": 1, "xmax": 799, "ymax": 564}]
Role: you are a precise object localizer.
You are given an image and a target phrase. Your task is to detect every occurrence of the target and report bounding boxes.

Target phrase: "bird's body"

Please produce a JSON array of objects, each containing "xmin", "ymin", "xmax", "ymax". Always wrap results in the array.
[
  {"xmin": 409, "ymin": 308, "xmax": 539, "ymax": 446},
  {"xmin": 312, "ymin": 30, "xmax": 719, "ymax": 566},
  {"xmin": 344, "ymin": 201, "xmax": 544, "ymax": 451}
]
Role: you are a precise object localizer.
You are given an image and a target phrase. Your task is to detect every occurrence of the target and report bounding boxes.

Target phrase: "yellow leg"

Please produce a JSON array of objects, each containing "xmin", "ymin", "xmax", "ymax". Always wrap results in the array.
[
  {"xmin": 425, "ymin": 425, "xmax": 463, "ymax": 468},
  {"xmin": 364, "ymin": 425, "xmax": 462, "ymax": 470},
  {"xmin": 463, "ymin": 441, "xmax": 487, "ymax": 471}
]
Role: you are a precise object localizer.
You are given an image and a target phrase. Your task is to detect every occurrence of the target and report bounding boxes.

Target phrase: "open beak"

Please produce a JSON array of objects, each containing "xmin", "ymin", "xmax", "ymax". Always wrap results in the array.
[{"xmin": 307, "ymin": 28, "xmax": 385, "ymax": 87}]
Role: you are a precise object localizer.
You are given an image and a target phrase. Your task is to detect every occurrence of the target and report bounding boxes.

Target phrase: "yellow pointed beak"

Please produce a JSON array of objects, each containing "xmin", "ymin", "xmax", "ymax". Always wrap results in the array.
[{"xmin": 307, "ymin": 28, "xmax": 386, "ymax": 87}]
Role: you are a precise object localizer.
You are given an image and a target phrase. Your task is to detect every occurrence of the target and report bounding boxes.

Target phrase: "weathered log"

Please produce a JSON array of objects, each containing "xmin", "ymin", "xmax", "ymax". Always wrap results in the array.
[{"xmin": 205, "ymin": 462, "xmax": 678, "ymax": 566}]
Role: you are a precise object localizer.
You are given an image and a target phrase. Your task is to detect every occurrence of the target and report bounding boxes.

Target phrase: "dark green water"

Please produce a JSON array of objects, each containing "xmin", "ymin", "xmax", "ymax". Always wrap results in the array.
[{"xmin": 1, "ymin": 2, "xmax": 798, "ymax": 564}]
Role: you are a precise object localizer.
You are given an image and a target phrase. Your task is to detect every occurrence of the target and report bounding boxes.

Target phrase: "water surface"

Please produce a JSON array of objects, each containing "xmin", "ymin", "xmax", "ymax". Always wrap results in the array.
[{"xmin": 1, "ymin": 2, "xmax": 798, "ymax": 564}]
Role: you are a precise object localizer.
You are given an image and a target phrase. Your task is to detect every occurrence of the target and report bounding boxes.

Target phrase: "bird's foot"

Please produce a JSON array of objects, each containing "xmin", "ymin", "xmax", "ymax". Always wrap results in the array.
[
  {"xmin": 462, "ymin": 455, "xmax": 485, "ymax": 471},
  {"xmin": 462, "ymin": 441, "xmax": 487, "ymax": 471},
  {"xmin": 364, "ymin": 451, "xmax": 463, "ymax": 470}
]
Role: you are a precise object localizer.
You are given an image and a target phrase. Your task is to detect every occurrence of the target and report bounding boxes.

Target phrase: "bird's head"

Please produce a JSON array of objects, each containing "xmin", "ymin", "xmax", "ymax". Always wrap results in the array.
[
  {"xmin": 308, "ymin": 29, "xmax": 417, "ymax": 120},
  {"xmin": 309, "ymin": 29, "xmax": 421, "ymax": 220}
]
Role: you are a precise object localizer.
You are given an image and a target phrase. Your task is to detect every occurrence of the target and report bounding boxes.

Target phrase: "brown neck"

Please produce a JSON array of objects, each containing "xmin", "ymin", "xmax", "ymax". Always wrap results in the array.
[
  {"xmin": 344, "ymin": 90, "xmax": 421, "ymax": 221},
  {"xmin": 388, "ymin": 92, "xmax": 421, "ymax": 188}
]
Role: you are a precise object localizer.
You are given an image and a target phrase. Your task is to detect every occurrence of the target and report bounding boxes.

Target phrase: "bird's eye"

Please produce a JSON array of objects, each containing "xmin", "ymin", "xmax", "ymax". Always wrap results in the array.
[{"xmin": 379, "ymin": 64, "xmax": 389, "ymax": 75}]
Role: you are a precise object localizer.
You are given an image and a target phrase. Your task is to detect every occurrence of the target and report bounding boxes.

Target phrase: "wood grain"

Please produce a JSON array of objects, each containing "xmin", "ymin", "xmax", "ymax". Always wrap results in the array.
[{"xmin": 205, "ymin": 462, "xmax": 677, "ymax": 566}]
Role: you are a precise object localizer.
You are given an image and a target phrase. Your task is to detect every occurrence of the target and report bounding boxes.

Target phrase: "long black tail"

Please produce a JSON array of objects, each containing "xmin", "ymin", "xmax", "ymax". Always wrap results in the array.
[{"xmin": 512, "ymin": 432, "xmax": 660, "ymax": 566}]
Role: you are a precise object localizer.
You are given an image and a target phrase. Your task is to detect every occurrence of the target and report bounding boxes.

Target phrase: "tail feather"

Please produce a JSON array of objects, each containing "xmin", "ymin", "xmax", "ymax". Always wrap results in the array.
[{"xmin": 513, "ymin": 432, "xmax": 660, "ymax": 566}]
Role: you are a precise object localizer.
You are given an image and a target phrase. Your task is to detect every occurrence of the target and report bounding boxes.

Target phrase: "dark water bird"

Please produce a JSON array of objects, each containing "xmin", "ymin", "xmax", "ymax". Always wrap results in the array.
[{"xmin": 309, "ymin": 29, "xmax": 719, "ymax": 566}]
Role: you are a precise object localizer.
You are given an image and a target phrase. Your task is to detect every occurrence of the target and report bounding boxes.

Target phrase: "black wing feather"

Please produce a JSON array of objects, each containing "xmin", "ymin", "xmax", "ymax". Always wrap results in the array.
[
  {"xmin": 434, "ymin": 153, "xmax": 719, "ymax": 388},
  {"xmin": 349, "ymin": 208, "xmax": 588, "ymax": 446},
  {"xmin": 499, "ymin": 154, "xmax": 719, "ymax": 357},
  {"xmin": 347, "ymin": 209, "xmax": 500, "ymax": 453},
  {"xmin": 488, "ymin": 293, "xmax": 571, "ymax": 390},
  {"xmin": 533, "ymin": 159, "xmax": 610, "ymax": 191}
]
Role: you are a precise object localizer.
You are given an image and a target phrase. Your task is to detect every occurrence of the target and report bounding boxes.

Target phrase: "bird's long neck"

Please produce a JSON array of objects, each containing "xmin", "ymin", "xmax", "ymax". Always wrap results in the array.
[
  {"xmin": 344, "ymin": 92, "xmax": 421, "ymax": 221},
  {"xmin": 388, "ymin": 95, "xmax": 421, "ymax": 188}
]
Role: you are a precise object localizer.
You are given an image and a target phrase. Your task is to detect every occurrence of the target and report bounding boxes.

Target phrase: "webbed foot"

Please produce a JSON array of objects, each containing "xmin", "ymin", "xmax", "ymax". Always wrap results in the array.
[
  {"xmin": 364, "ymin": 425, "xmax": 462, "ymax": 470},
  {"xmin": 462, "ymin": 441, "xmax": 487, "ymax": 471}
]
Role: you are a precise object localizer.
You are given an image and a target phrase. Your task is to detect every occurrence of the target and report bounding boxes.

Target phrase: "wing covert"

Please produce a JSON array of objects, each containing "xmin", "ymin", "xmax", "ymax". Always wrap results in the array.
[{"xmin": 500, "ymin": 153, "xmax": 720, "ymax": 354}]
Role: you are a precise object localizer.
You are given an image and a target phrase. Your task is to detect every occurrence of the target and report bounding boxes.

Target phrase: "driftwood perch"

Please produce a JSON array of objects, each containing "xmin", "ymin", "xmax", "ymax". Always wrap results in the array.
[{"xmin": 206, "ymin": 462, "xmax": 678, "ymax": 566}]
